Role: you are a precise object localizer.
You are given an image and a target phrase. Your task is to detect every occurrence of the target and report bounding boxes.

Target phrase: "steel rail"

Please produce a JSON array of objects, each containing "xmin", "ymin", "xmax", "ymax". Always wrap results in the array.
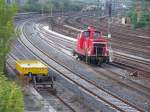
[
  {"xmin": 37, "ymin": 23, "xmax": 150, "ymax": 98},
  {"xmin": 8, "ymin": 49, "xmax": 77, "ymax": 112},
  {"xmin": 19, "ymin": 18, "xmax": 144, "ymax": 112},
  {"xmin": 40, "ymin": 22, "xmax": 150, "ymax": 74},
  {"xmin": 8, "ymin": 18, "xmax": 78, "ymax": 112},
  {"xmin": 65, "ymin": 16, "xmax": 150, "ymax": 50}
]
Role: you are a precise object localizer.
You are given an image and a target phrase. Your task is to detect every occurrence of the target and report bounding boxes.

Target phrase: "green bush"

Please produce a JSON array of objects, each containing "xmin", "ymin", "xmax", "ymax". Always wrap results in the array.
[
  {"xmin": 134, "ymin": 21, "xmax": 146, "ymax": 28},
  {"xmin": 0, "ymin": 0, "xmax": 24, "ymax": 111},
  {"xmin": 22, "ymin": 0, "xmax": 83, "ymax": 12},
  {"xmin": 0, "ymin": 75, "xmax": 24, "ymax": 112},
  {"xmin": 23, "ymin": 0, "xmax": 41, "ymax": 12},
  {"xmin": 141, "ymin": 13, "xmax": 150, "ymax": 24},
  {"xmin": 0, "ymin": 0, "xmax": 17, "ymax": 71},
  {"xmin": 128, "ymin": 9, "xmax": 137, "ymax": 25},
  {"xmin": 128, "ymin": 2, "xmax": 150, "ymax": 28}
]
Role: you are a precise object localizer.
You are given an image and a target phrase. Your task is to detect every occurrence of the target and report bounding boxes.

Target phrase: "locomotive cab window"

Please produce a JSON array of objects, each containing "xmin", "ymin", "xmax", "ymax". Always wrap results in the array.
[
  {"xmin": 83, "ymin": 31, "xmax": 90, "ymax": 38},
  {"xmin": 94, "ymin": 31, "xmax": 101, "ymax": 39}
]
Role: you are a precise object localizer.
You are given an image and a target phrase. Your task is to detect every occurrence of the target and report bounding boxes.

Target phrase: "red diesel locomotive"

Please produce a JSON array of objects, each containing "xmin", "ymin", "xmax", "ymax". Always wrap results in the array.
[{"xmin": 73, "ymin": 27, "xmax": 110, "ymax": 64}]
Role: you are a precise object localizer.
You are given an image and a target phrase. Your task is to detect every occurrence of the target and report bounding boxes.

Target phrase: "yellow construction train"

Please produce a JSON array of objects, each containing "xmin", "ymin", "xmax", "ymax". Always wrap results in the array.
[
  {"xmin": 16, "ymin": 60, "xmax": 55, "ymax": 88},
  {"xmin": 16, "ymin": 60, "xmax": 48, "ymax": 76}
]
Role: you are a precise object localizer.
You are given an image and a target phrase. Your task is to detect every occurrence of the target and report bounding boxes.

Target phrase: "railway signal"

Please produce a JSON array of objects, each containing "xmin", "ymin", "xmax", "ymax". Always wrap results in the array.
[{"xmin": 107, "ymin": 0, "xmax": 113, "ymax": 62}]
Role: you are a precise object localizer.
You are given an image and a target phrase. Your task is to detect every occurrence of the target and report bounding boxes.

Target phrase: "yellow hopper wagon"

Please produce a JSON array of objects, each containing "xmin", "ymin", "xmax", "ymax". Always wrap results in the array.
[{"xmin": 16, "ymin": 60, "xmax": 55, "ymax": 89}]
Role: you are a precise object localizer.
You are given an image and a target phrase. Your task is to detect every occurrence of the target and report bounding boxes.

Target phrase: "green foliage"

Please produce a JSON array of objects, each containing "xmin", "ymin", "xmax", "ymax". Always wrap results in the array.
[
  {"xmin": 0, "ymin": 0, "xmax": 17, "ymax": 71},
  {"xmin": 128, "ymin": 9, "xmax": 137, "ymax": 25},
  {"xmin": 127, "ymin": 1, "xmax": 150, "ymax": 28},
  {"xmin": 23, "ymin": 0, "xmax": 41, "ymax": 11},
  {"xmin": 140, "ymin": 13, "xmax": 150, "ymax": 23},
  {"xmin": 128, "ymin": 8, "xmax": 150, "ymax": 28},
  {"xmin": 134, "ymin": 21, "xmax": 146, "ymax": 28},
  {"xmin": 0, "ymin": 1, "xmax": 24, "ymax": 112},
  {"xmin": 64, "ymin": 1, "xmax": 83, "ymax": 11},
  {"xmin": 127, "ymin": 9, "xmax": 139, "ymax": 28},
  {"xmin": 134, "ymin": 13, "xmax": 150, "ymax": 28},
  {"xmin": 0, "ymin": 75, "xmax": 24, "ymax": 112},
  {"xmin": 23, "ymin": 0, "xmax": 83, "ymax": 12}
]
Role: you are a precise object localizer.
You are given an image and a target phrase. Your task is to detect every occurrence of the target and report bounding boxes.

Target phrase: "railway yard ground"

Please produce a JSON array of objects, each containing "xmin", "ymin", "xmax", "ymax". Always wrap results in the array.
[{"xmin": 6, "ymin": 12, "xmax": 150, "ymax": 112}]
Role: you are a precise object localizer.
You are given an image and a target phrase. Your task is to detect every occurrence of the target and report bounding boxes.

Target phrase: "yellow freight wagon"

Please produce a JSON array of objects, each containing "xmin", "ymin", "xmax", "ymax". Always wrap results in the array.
[{"xmin": 16, "ymin": 60, "xmax": 48, "ymax": 76}]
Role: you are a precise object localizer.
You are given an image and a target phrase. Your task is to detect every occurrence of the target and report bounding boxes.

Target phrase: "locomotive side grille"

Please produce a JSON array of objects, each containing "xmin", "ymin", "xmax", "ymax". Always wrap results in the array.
[{"xmin": 93, "ymin": 43, "xmax": 105, "ymax": 56}]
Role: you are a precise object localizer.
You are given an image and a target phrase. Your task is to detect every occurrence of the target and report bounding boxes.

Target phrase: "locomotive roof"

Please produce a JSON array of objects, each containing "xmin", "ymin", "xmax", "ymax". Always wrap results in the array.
[{"xmin": 82, "ymin": 27, "xmax": 102, "ymax": 33}]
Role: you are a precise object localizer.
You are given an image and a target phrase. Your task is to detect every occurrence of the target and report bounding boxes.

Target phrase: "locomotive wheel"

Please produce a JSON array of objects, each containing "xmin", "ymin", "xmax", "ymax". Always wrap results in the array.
[
  {"xmin": 104, "ymin": 57, "xmax": 110, "ymax": 64},
  {"xmin": 94, "ymin": 59, "xmax": 99, "ymax": 65},
  {"xmin": 105, "ymin": 59, "xmax": 109, "ymax": 64},
  {"xmin": 89, "ymin": 57, "xmax": 97, "ymax": 65},
  {"xmin": 80, "ymin": 56, "xmax": 84, "ymax": 61},
  {"xmin": 77, "ymin": 55, "xmax": 83, "ymax": 61},
  {"xmin": 87, "ymin": 57, "xmax": 91, "ymax": 64},
  {"xmin": 91, "ymin": 58, "xmax": 98, "ymax": 65}
]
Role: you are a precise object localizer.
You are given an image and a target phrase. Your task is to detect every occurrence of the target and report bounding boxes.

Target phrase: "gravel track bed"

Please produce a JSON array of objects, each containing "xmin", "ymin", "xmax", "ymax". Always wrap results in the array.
[
  {"xmin": 10, "ymin": 22, "xmax": 95, "ymax": 111},
  {"xmin": 51, "ymin": 16, "xmax": 150, "ymax": 59},
  {"xmin": 23, "ymin": 19, "xmax": 150, "ymax": 111}
]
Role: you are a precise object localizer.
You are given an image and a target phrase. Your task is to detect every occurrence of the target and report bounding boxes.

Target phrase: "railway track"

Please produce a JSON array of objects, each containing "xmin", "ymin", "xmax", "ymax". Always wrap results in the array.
[
  {"xmin": 40, "ymin": 21, "xmax": 150, "ymax": 74},
  {"xmin": 63, "ymin": 15, "xmax": 150, "ymax": 46},
  {"xmin": 17, "ymin": 17, "xmax": 146, "ymax": 111},
  {"xmin": 37, "ymin": 23, "xmax": 150, "ymax": 111},
  {"xmin": 43, "ymin": 22, "xmax": 150, "ymax": 59},
  {"xmin": 9, "ymin": 39, "xmax": 97, "ymax": 112},
  {"xmin": 79, "ymin": 16, "xmax": 150, "ymax": 37},
  {"xmin": 8, "ymin": 16, "xmax": 81, "ymax": 112},
  {"xmin": 66, "ymin": 16, "xmax": 150, "ymax": 48},
  {"xmin": 37, "ymin": 23, "xmax": 150, "ymax": 97},
  {"xmin": 50, "ymin": 15, "xmax": 150, "ymax": 73},
  {"xmin": 49, "ymin": 23, "xmax": 150, "ymax": 59},
  {"xmin": 87, "ymin": 17, "xmax": 150, "ymax": 37},
  {"xmin": 79, "ymin": 17, "xmax": 150, "ymax": 54},
  {"xmin": 7, "ymin": 43, "xmax": 77, "ymax": 112},
  {"xmin": 32, "ymin": 18, "xmax": 150, "ymax": 110},
  {"xmin": 7, "ymin": 12, "xmax": 150, "ymax": 111}
]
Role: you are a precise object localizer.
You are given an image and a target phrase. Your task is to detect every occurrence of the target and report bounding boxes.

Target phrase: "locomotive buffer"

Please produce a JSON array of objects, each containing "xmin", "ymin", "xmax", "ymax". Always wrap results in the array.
[{"xmin": 16, "ymin": 60, "xmax": 56, "ymax": 91}]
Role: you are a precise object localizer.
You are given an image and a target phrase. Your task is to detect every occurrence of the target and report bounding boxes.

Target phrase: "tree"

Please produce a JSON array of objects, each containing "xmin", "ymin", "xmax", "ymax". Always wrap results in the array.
[
  {"xmin": 23, "ymin": 0, "xmax": 83, "ymax": 12},
  {"xmin": 44, "ymin": 0, "xmax": 54, "ymax": 14},
  {"xmin": 128, "ymin": 9, "xmax": 137, "ymax": 26},
  {"xmin": 0, "ymin": 0, "xmax": 24, "ymax": 112},
  {"xmin": 0, "ymin": 0, "xmax": 17, "ymax": 72},
  {"xmin": 128, "ymin": 1, "xmax": 150, "ymax": 28},
  {"xmin": 24, "ymin": 0, "xmax": 41, "ymax": 11}
]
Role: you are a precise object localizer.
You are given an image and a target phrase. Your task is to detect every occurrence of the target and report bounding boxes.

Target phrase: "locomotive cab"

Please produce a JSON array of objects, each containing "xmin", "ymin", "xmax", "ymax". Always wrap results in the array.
[{"xmin": 73, "ymin": 27, "xmax": 109, "ymax": 64}]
